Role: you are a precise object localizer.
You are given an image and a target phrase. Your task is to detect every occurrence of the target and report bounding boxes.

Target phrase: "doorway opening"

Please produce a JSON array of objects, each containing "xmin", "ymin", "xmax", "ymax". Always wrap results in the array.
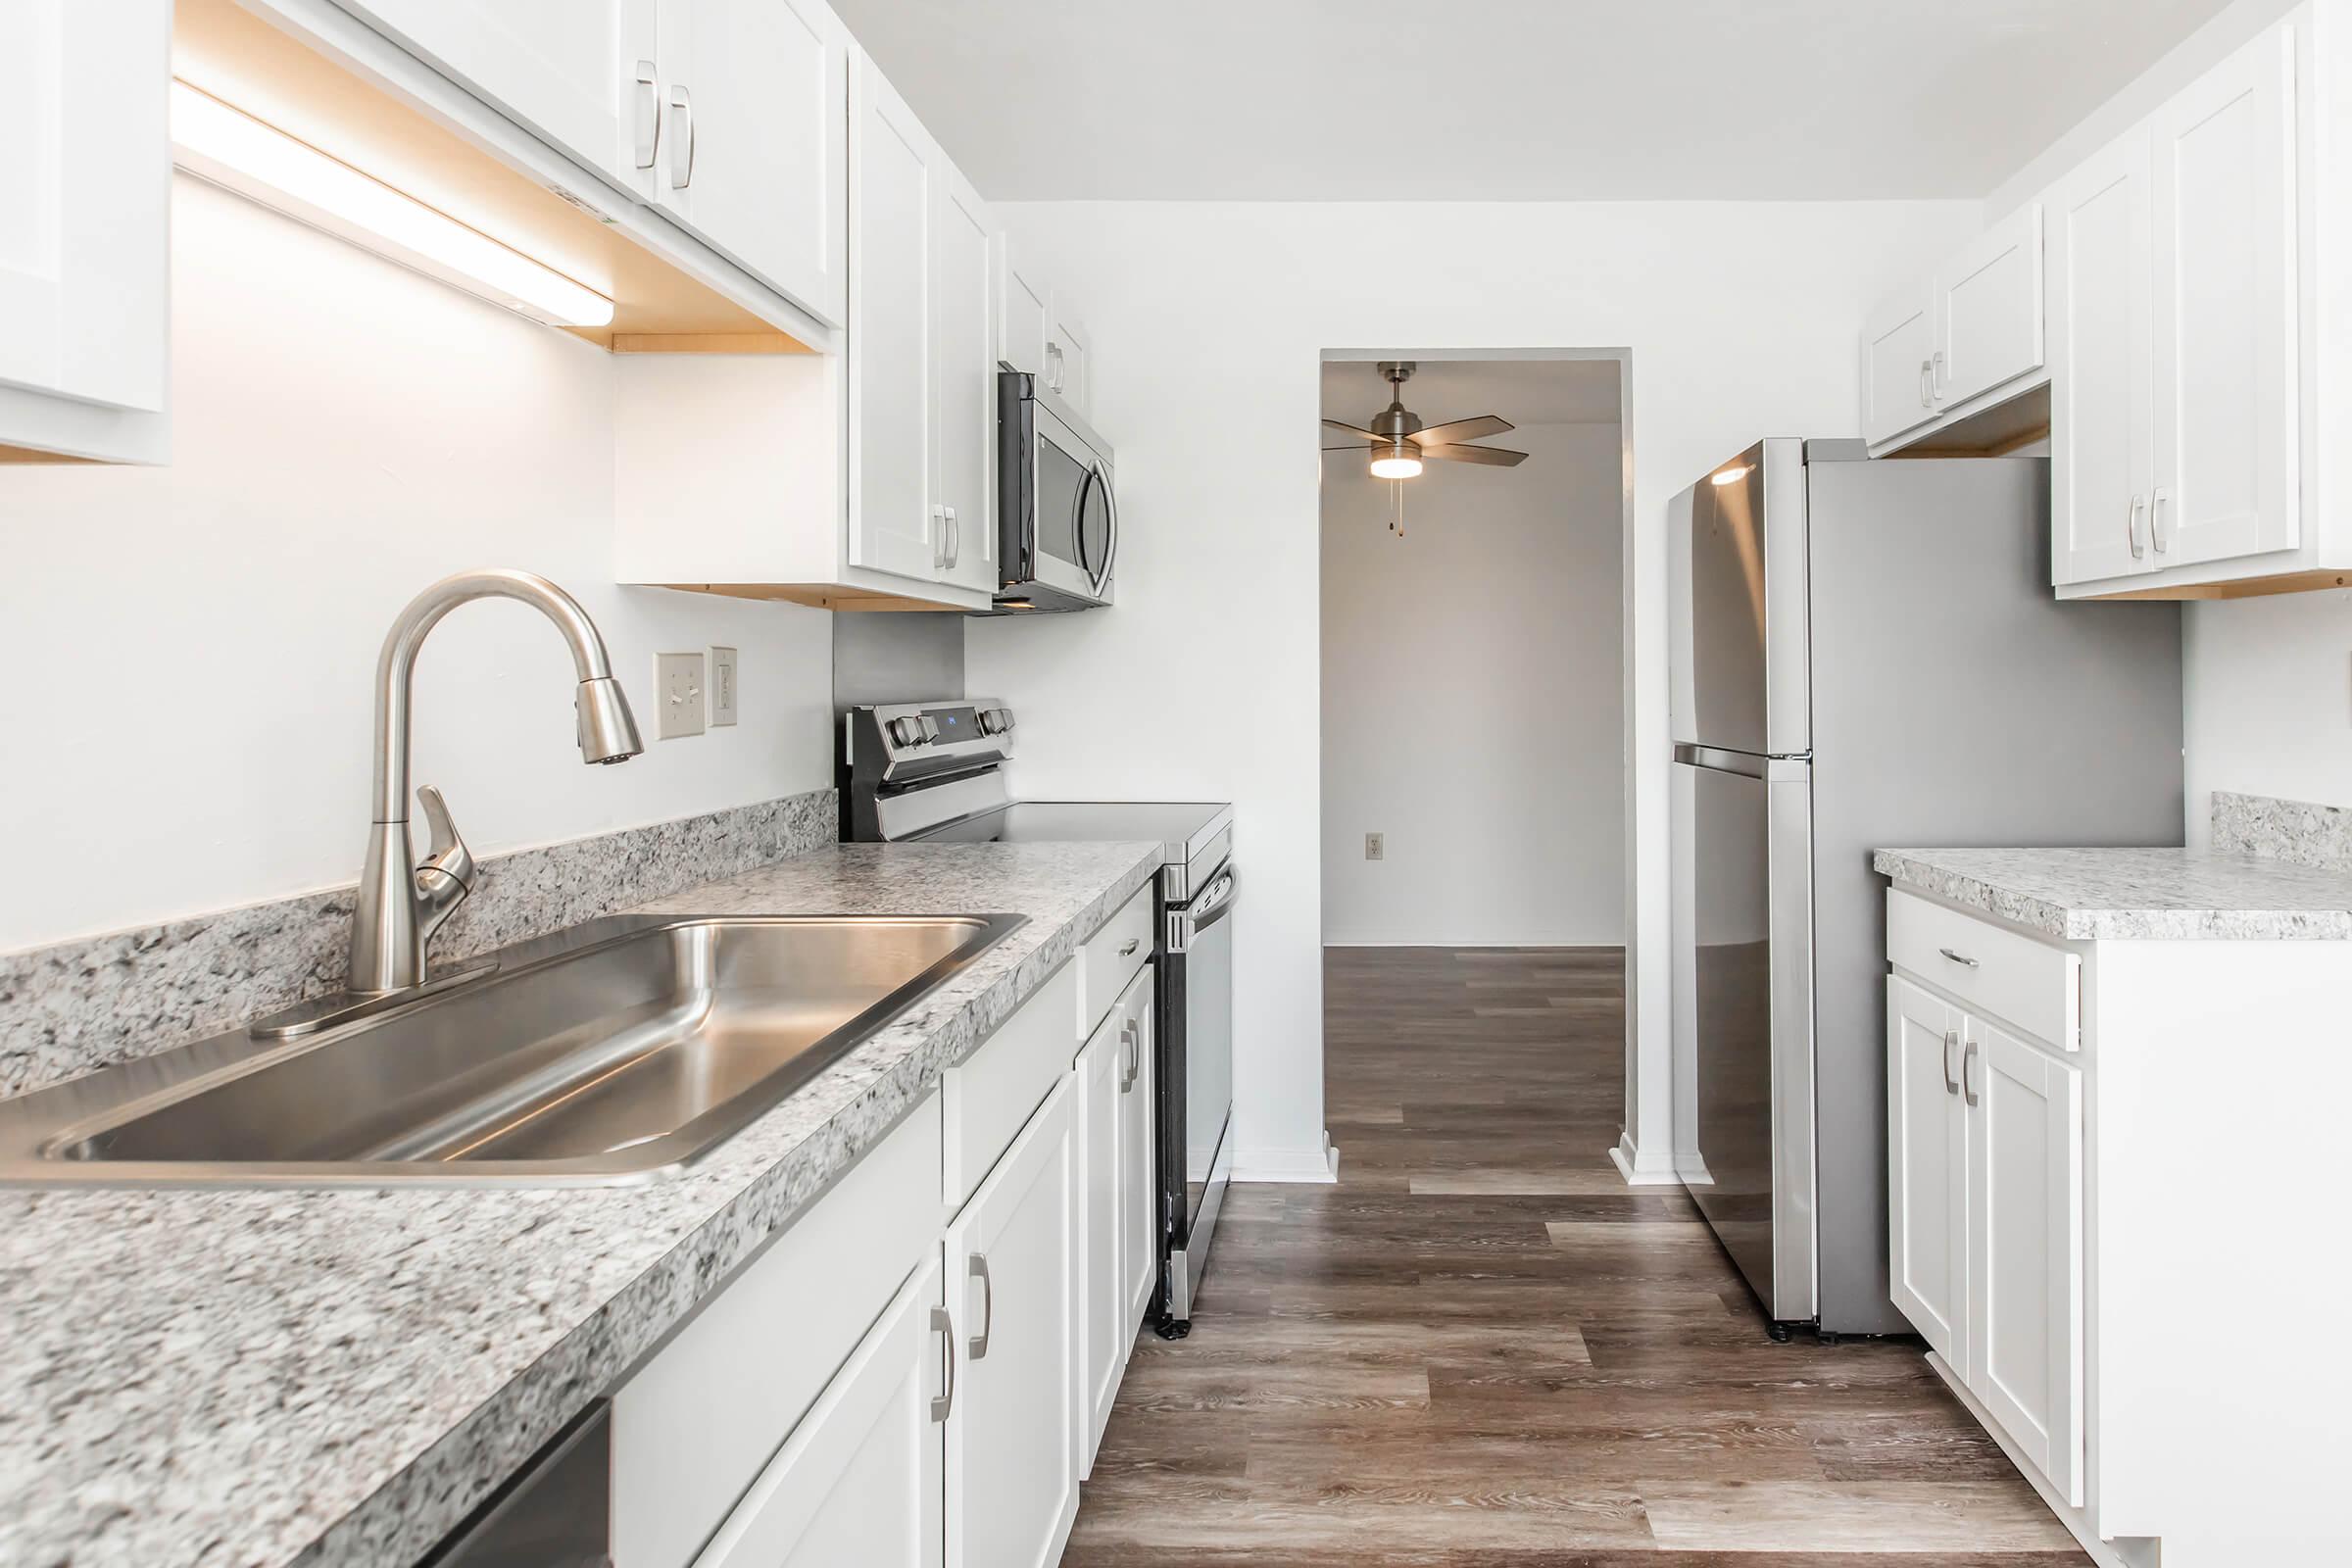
[{"xmin": 1317, "ymin": 350, "xmax": 1632, "ymax": 1192}]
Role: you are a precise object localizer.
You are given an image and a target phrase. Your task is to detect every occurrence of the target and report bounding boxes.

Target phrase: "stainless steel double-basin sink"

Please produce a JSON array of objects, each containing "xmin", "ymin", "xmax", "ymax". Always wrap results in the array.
[{"xmin": 0, "ymin": 912, "xmax": 1024, "ymax": 1187}]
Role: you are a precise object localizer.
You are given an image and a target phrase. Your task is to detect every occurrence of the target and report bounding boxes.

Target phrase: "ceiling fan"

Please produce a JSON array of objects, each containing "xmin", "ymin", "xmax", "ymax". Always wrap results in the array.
[{"xmin": 1322, "ymin": 362, "xmax": 1529, "ymax": 479}]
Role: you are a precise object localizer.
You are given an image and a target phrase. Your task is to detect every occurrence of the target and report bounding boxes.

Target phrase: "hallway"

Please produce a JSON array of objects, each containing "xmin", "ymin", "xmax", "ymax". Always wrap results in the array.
[{"xmin": 1060, "ymin": 946, "xmax": 2086, "ymax": 1564}]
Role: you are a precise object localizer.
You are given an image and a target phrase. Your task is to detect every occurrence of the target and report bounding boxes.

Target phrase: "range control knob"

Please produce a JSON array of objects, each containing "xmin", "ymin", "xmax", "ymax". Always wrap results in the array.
[
  {"xmin": 887, "ymin": 715, "xmax": 925, "ymax": 747},
  {"xmin": 918, "ymin": 715, "xmax": 942, "ymax": 742},
  {"xmin": 978, "ymin": 707, "xmax": 1014, "ymax": 736}
]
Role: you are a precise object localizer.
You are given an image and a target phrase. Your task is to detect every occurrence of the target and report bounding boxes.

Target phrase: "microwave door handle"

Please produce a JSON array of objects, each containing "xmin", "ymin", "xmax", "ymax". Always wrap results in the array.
[
  {"xmin": 1071, "ymin": 462, "xmax": 1099, "ymax": 579},
  {"xmin": 1088, "ymin": 459, "xmax": 1117, "ymax": 595}
]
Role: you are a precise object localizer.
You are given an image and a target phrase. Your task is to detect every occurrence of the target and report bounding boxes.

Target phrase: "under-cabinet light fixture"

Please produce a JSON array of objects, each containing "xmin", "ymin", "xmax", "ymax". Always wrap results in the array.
[{"xmin": 170, "ymin": 80, "xmax": 614, "ymax": 329}]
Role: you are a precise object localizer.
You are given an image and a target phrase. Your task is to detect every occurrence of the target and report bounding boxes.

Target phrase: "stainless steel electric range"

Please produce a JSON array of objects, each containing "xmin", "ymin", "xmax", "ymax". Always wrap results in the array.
[{"xmin": 841, "ymin": 699, "xmax": 1236, "ymax": 1337}]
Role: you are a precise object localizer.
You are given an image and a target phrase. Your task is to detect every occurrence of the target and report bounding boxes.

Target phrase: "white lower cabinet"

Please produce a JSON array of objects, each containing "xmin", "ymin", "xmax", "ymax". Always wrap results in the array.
[
  {"xmin": 946, "ymin": 1074, "xmax": 1081, "ymax": 1568},
  {"xmin": 1885, "ymin": 968, "xmax": 2084, "ymax": 1507},
  {"xmin": 1076, "ymin": 1004, "xmax": 1124, "ymax": 1472},
  {"xmin": 1886, "ymin": 977, "xmax": 1966, "ymax": 1363},
  {"xmin": 694, "ymin": 1253, "xmax": 948, "ymax": 1567},
  {"xmin": 1119, "ymin": 969, "xmax": 1159, "ymax": 1331},
  {"xmin": 1967, "ymin": 1018, "xmax": 2084, "ymax": 1506}
]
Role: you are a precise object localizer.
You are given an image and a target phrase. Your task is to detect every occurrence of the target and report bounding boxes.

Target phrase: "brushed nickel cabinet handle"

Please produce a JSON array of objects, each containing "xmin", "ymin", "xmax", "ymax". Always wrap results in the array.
[
  {"xmin": 2127, "ymin": 493, "xmax": 2147, "ymax": 560},
  {"xmin": 2151, "ymin": 486, "xmax": 2171, "ymax": 554},
  {"xmin": 1962, "ymin": 1040, "xmax": 1982, "ymax": 1107},
  {"xmin": 928, "ymin": 1304, "xmax": 956, "ymax": 1422},
  {"xmin": 1937, "ymin": 947, "xmax": 1979, "ymax": 968},
  {"xmin": 668, "ymin": 85, "xmax": 695, "ymax": 190},
  {"xmin": 632, "ymin": 61, "xmax": 661, "ymax": 170},
  {"xmin": 966, "ymin": 1252, "xmax": 993, "ymax": 1360},
  {"xmin": 1118, "ymin": 938, "xmax": 1140, "ymax": 957},
  {"xmin": 1941, "ymin": 1028, "xmax": 1961, "ymax": 1097}
]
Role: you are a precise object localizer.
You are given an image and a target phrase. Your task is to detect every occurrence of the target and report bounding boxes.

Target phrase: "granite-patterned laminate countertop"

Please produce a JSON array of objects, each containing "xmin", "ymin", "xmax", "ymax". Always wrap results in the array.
[
  {"xmin": 1874, "ymin": 845, "xmax": 2352, "ymax": 941},
  {"xmin": 0, "ymin": 840, "xmax": 1162, "ymax": 1568}
]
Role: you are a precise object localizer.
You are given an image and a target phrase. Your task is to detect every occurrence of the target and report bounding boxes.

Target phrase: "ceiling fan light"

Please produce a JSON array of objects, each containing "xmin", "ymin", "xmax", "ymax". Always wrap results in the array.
[{"xmin": 1370, "ymin": 442, "xmax": 1422, "ymax": 480}]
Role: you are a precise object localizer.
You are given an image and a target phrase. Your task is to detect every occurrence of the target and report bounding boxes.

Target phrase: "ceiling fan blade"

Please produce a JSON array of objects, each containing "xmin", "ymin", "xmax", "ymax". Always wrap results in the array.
[
  {"xmin": 1321, "ymin": 443, "xmax": 1371, "ymax": 452},
  {"xmin": 1321, "ymin": 417, "xmax": 1382, "ymax": 441},
  {"xmin": 1427, "ymin": 443, "xmax": 1529, "ymax": 466},
  {"xmin": 1413, "ymin": 415, "xmax": 1513, "ymax": 448}
]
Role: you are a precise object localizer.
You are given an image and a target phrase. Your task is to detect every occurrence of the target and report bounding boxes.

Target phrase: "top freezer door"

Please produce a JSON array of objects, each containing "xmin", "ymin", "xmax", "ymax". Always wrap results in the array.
[{"xmin": 1673, "ymin": 438, "xmax": 1812, "ymax": 758}]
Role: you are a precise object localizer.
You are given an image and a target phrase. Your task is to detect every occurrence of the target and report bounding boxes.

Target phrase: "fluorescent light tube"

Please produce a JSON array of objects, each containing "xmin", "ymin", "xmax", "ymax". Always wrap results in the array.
[{"xmin": 170, "ymin": 80, "xmax": 613, "ymax": 329}]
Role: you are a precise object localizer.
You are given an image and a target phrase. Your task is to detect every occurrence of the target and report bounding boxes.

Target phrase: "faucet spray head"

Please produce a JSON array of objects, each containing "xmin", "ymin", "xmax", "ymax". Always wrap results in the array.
[{"xmin": 576, "ymin": 676, "xmax": 644, "ymax": 764}]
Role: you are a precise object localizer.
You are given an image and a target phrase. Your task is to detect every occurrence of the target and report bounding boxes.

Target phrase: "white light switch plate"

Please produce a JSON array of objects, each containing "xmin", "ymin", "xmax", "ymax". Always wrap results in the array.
[
  {"xmin": 657, "ymin": 652, "xmax": 706, "ymax": 740},
  {"xmin": 708, "ymin": 646, "xmax": 739, "ymax": 726}
]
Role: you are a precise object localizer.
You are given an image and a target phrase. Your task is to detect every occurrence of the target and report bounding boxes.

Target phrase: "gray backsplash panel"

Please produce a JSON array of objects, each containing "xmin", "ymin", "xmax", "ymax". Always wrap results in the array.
[
  {"xmin": 831, "ymin": 612, "xmax": 965, "ymax": 715},
  {"xmin": 0, "ymin": 787, "xmax": 836, "ymax": 1101},
  {"xmin": 2210, "ymin": 790, "xmax": 2352, "ymax": 872}
]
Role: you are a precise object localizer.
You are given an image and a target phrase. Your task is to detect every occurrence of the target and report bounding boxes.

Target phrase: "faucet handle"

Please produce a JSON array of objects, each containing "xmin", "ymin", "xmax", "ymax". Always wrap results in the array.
[{"xmin": 415, "ymin": 785, "xmax": 476, "ymax": 910}]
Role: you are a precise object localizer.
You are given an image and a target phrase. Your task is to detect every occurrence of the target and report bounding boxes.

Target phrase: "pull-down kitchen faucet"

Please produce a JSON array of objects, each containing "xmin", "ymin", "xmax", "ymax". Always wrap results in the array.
[{"xmin": 348, "ymin": 569, "xmax": 643, "ymax": 996}]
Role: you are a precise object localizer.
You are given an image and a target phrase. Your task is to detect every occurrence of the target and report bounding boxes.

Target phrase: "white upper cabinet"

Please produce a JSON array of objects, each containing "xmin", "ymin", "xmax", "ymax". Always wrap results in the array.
[
  {"xmin": 849, "ymin": 52, "xmax": 939, "ymax": 585},
  {"xmin": 1861, "ymin": 291, "xmax": 1938, "ymax": 448},
  {"xmin": 2049, "ymin": 126, "xmax": 2157, "ymax": 586},
  {"xmin": 1935, "ymin": 204, "xmax": 2044, "ymax": 409},
  {"xmin": 650, "ymin": 0, "xmax": 850, "ymax": 328},
  {"xmin": 1862, "ymin": 207, "xmax": 2044, "ymax": 453},
  {"xmin": 336, "ymin": 0, "xmax": 652, "ymax": 196},
  {"xmin": 934, "ymin": 157, "xmax": 998, "ymax": 594},
  {"xmin": 0, "ymin": 0, "xmax": 169, "ymax": 463},
  {"xmin": 2147, "ymin": 18, "xmax": 2300, "ymax": 569},
  {"xmin": 993, "ymin": 235, "xmax": 1050, "ymax": 379}
]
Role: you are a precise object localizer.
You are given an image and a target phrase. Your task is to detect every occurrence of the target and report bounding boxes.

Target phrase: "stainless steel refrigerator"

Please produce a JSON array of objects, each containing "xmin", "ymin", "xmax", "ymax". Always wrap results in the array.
[{"xmin": 1668, "ymin": 438, "xmax": 2182, "ymax": 1335}]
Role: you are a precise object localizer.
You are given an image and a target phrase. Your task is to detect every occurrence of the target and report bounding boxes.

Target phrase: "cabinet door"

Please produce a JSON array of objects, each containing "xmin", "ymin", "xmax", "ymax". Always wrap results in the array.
[
  {"xmin": 1046, "ymin": 302, "xmax": 1090, "ymax": 416},
  {"xmin": 336, "ymin": 0, "xmax": 652, "ymax": 196},
  {"xmin": 848, "ymin": 53, "xmax": 939, "ymax": 584},
  {"xmin": 2048, "ymin": 126, "xmax": 2157, "ymax": 586},
  {"xmin": 945, "ymin": 1077, "xmax": 1080, "ymax": 1568},
  {"xmin": 654, "ymin": 0, "xmax": 849, "ymax": 326},
  {"xmin": 1119, "ymin": 973, "xmax": 1158, "ymax": 1333},
  {"xmin": 1966, "ymin": 1020, "xmax": 2085, "ymax": 1507},
  {"xmin": 695, "ymin": 1254, "xmax": 948, "ymax": 1568},
  {"xmin": 0, "ymin": 0, "xmax": 168, "ymax": 428},
  {"xmin": 1860, "ymin": 288, "xmax": 1936, "ymax": 446},
  {"xmin": 994, "ymin": 236, "xmax": 1050, "ymax": 378},
  {"xmin": 1076, "ymin": 1020, "xmax": 1123, "ymax": 1471},
  {"xmin": 2149, "ymin": 17, "xmax": 2300, "ymax": 568},
  {"xmin": 1886, "ymin": 977, "xmax": 1967, "ymax": 1363},
  {"xmin": 1934, "ymin": 203, "xmax": 2043, "ymax": 408},
  {"xmin": 933, "ymin": 157, "xmax": 998, "ymax": 594}
]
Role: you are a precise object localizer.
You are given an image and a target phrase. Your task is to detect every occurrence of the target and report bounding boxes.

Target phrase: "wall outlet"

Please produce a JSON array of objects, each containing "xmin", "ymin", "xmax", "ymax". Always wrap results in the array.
[
  {"xmin": 1364, "ymin": 832, "xmax": 1384, "ymax": 860},
  {"xmin": 708, "ymin": 645, "xmax": 739, "ymax": 726},
  {"xmin": 656, "ymin": 652, "xmax": 706, "ymax": 740}
]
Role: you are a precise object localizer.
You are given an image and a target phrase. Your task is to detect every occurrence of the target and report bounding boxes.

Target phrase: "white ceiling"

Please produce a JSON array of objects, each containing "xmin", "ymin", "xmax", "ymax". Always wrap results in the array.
[
  {"xmin": 1321, "ymin": 359, "xmax": 1623, "ymax": 431},
  {"xmin": 832, "ymin": 0, "xmax": 2234, "ymax": 200}
]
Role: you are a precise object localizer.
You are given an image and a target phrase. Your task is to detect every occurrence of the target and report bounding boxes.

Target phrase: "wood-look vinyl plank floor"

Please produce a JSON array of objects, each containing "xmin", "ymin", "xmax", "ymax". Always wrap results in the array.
[{"xmin": 1060, "ymin": 946, "xmax": 2086, "ymax": 1563}]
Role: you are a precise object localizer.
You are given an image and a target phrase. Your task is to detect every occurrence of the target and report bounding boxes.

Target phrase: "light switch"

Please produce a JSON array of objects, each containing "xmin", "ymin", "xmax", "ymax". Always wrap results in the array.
[
  {"xmin": 708, "ymin": 646, "xmax": 739, "ymax": 726},
  {"xmin": 1364, "ymin": 832, "xmax": 1385, "ymax": 860},
  {"xmin": 656, "ymin": 652, "xmax": 706, "ymax": 740}
]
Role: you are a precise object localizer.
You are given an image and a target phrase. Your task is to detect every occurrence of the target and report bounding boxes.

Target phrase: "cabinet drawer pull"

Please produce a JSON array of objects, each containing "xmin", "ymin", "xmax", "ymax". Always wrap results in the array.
[
  {"xmin": 1937, "ymin": 947, "xmax": 1979, "ymax": 968},
  {"xmin": 966, "ymin": 1252, "xmax": 993, "ymax": 1360},
  {"xmin": 1118, "ymin": 937, "xmax": 1140, "ymax": 957},
  {"xmin": 1119, "ymin": 1015, "xmax": 1140, "ymax": 1091},
  {"xmin": 1962, "ymin": 1039, "xmax": 1982, "ymax": 1107},
  {"xmin": 632, "ymin": 61, "xmax": 661, "ymax": 170},
  {"xmin": 929, "ymin": 1304, "xmax": 956, "ymax": 1422},
  {"xmin": 1941, "ymin": 1028, "xmax": 1961, "ymax": 1097},
  {"xmin": 668, "ymin": 84, "xmax": 695, "ymax": 190}
]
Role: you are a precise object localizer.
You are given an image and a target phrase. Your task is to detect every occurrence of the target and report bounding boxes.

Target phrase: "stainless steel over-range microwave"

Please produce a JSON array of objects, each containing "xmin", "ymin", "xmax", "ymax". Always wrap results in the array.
[{"xmin": 995, "ymin": 369, "xmax": 1117, "ymax": 612}]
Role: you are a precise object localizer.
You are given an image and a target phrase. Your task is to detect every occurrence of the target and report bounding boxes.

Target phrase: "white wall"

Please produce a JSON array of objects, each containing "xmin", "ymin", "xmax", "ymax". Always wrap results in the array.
[
  {"xmin": 1320, "ymin": 416, "xmax": 1624, "ymax": 947},
  {"xmin": 2183, "ymin": 588, "xmax": 2352, "ymax": 843},
  {"xmin": 964, "ymin": 198, "xmax": 1980, "ymax": 1177},
  {"xmin": 0, "ymin": 178, "xmax": 835, "ymax": 952}
]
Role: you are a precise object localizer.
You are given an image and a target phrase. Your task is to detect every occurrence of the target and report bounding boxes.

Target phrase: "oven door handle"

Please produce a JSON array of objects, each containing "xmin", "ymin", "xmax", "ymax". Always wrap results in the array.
[{"xmin": 1165, "ymin": 867, "xmax": 1239, "ymax": 953}]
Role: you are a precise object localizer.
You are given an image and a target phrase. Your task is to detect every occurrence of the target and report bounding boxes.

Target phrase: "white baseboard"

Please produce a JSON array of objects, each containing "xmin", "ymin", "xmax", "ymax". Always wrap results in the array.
[
  {"xmin": 1925, "ymin": 1351, "xmax": 2152, "ymax": 1568},
  {"xmin": 1233, "ymin": 1133, "xmax": 1340, "ymax": 1184},
  {"xmin": 1609, "ymin": 1131, "xmax": 1683, "ymax": 1187}
]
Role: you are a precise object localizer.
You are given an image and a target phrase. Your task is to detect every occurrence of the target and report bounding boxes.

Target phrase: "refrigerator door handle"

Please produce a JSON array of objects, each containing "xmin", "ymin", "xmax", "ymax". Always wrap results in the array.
[{"xmin": 1672, "ymin": 743, "xmax": 1766, "ymax": 777}]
